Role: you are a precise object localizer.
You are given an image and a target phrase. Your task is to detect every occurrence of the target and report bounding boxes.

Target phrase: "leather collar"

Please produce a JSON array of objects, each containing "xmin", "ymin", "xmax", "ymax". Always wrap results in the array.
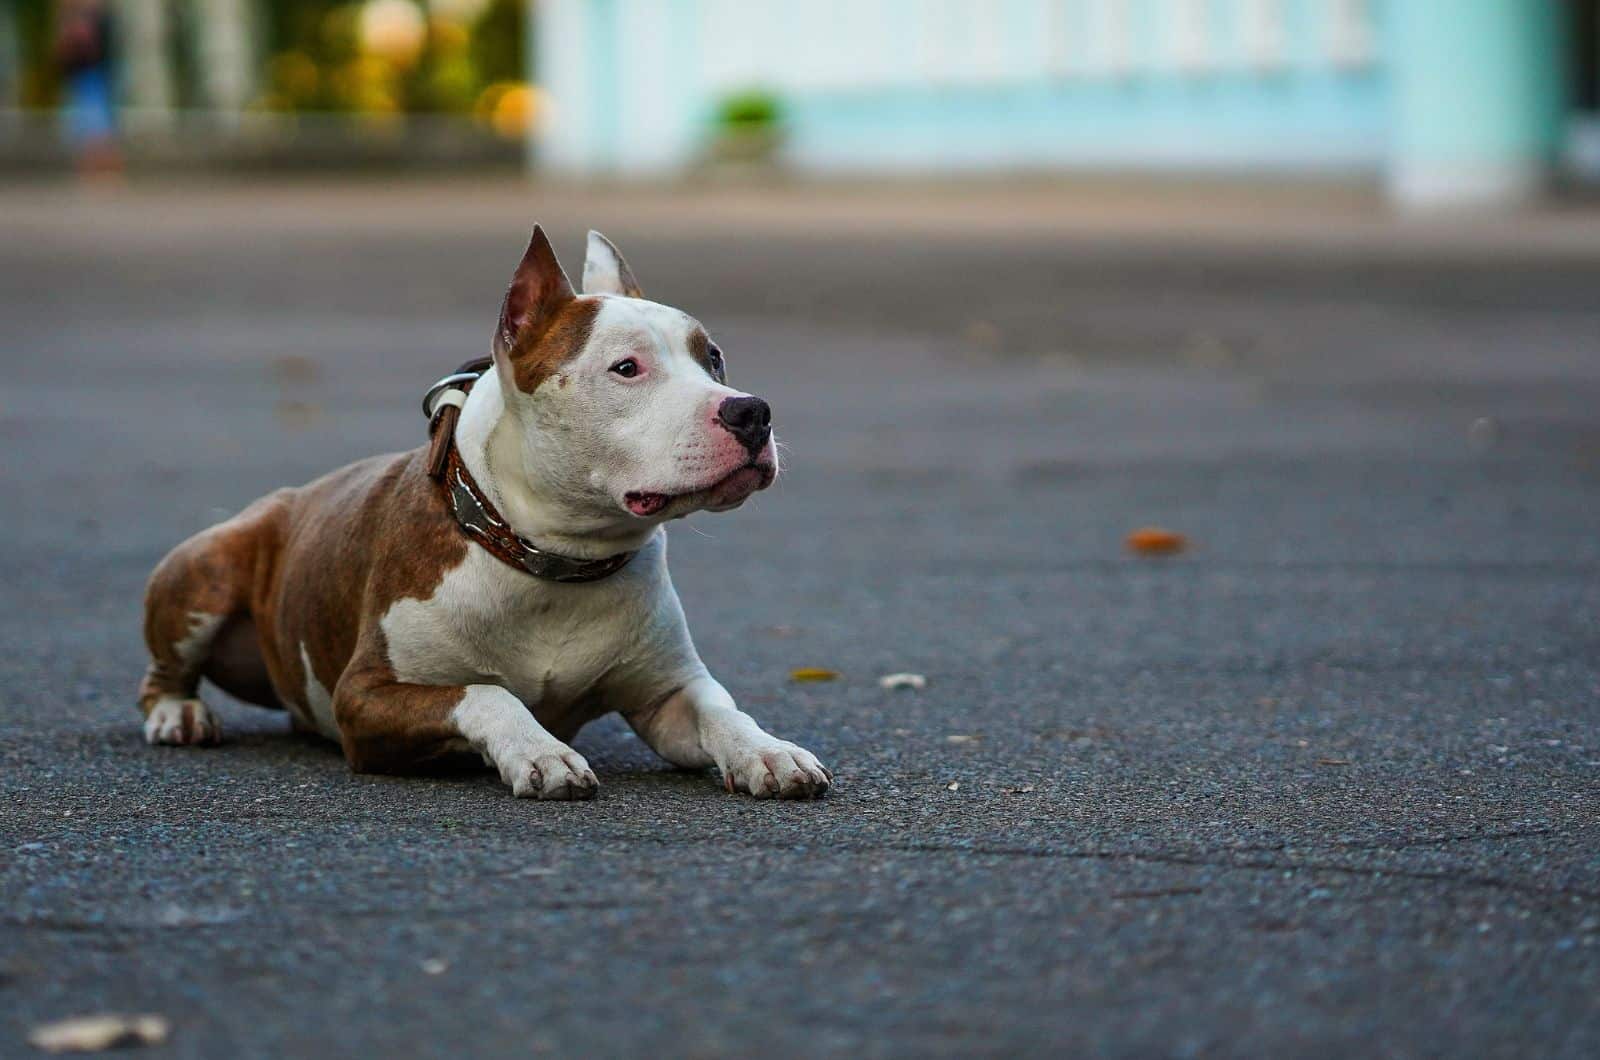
[{"xmin": 424, "ymin": 360, "xmax": 638, "ymax": 584}]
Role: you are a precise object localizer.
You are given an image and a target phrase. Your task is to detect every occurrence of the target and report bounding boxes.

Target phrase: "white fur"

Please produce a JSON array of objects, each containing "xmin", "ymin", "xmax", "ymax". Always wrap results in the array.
[
  {"xmin": 298, "ymin": 643, "xmax": 339, "ymax": 740},
  {"xmin": 581, "ymin": 230, "xmax": 633, "ymax": 296},
  {"xmin": 175, "ymin": 612, "xmax": 225, "ymax": 667},
  {"xmin": 449, "ymin": 684, "xmax": 598, "ymax": 799},
  {"xmin": 144, "ymin": 696, "xmax": 221, "ymax": 746},
  {"xmin": 144, "ymin": 613, "xmax": 226, "ymax": 745},
  {"xmin": 382, "ymin": 535, "xmax": 700, "ymax": 731}
]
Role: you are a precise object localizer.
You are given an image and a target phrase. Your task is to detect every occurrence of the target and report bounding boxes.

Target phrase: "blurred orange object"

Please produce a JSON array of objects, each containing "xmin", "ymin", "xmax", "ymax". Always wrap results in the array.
[
  {"xmin": 790, "ymin": 668, "xmax": 839, "ymax": 683},
  {"xmin": 1126, "ymin": 527, "xmax": 1188, "ymax": 556}
]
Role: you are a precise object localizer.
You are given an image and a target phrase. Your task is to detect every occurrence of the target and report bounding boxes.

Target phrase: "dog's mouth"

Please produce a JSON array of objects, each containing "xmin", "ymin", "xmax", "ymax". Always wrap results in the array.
[{"xmin": 624, "ymin": 462, "xmax": 776, "ymax": 518}]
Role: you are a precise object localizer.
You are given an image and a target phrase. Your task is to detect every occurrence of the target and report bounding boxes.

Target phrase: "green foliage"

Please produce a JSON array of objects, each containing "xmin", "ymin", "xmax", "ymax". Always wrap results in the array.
[
  {"xmin": 262, "ymin": 0, "xmax": 526, "ymax": 115},
  {"xmin": 14, "ymin": 0, "xmax": 60, "ymax": 107},
  {"xmin": 715, "ymin": 89, "xmax": 783, "ymax": 130},
  {"xmin": 471, "ymin": 0, "xmax": 526, "ymax": 87}
]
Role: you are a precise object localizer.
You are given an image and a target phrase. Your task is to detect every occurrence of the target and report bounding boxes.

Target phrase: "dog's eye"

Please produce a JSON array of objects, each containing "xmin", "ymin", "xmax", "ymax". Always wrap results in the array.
[
  {"xmin": 707, "ymin": 343, "xmax": 726, "ymax": 382},
  {"xmin": 609, "ymin": 358, "xmax": 640, "ymax": 378}
]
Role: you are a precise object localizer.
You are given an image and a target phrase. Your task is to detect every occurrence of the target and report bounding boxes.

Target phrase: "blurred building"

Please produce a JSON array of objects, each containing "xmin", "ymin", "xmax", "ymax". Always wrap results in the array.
[{"xmin": 534, "ymin": 0, "xmax": 1597, "ymax": 208}]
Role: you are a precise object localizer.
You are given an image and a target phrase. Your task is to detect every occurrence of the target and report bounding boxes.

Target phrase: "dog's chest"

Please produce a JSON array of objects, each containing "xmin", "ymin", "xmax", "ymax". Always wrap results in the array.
[{"xmin": 379, "ymin": 542, "xmax": 665, "ymax": 718}]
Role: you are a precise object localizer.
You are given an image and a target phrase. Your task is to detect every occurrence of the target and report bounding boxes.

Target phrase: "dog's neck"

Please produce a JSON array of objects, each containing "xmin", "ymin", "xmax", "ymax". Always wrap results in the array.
[{"xmin": 453, "ymin": 369, "xmax": 658, "ymax": 562}]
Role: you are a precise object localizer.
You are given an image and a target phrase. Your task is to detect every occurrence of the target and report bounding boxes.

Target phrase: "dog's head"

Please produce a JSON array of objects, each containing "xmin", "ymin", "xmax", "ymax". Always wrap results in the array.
[{"xmin": 490, "ymin": 226, "xmax": 777, "ymax": 526}]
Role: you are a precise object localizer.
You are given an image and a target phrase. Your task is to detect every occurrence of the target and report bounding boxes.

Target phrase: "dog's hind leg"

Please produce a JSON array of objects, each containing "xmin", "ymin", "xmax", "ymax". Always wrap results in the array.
[{"xmin": 138, "ymin": 492, "xmax": 290, "ymax": 746}]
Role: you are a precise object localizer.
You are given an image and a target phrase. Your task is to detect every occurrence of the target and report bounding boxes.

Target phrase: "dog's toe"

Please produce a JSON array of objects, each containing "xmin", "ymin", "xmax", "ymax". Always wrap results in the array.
[
  {"xmin": 724, "ymin": 744, "xmax": 831, "ymax": 800},
  {"xmin": 143, "ymin": 697, "xmax": 222, "ymax": 747},
  {"xmin": 509, "ymin": 750, "xmax": 599, "ymax": 800}
]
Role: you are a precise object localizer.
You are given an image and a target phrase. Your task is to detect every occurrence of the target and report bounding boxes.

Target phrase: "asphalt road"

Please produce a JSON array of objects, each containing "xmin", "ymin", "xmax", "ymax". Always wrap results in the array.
[{"xmin": 2, "ymin": 180, "xmax": 1598, "ymax": 1058}]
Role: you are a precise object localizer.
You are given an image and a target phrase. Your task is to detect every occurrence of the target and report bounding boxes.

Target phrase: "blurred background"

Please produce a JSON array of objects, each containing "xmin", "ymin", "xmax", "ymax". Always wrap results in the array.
[{"xmin": 1, "ymin": 0, "xmax": 1598, "ymax": 205}]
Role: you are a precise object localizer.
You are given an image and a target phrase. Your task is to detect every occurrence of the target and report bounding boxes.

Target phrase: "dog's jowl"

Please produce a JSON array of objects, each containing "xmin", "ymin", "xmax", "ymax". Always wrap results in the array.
[{"xmin": 138, "ymin": 226, "xmax": 830, "ymax": 800}]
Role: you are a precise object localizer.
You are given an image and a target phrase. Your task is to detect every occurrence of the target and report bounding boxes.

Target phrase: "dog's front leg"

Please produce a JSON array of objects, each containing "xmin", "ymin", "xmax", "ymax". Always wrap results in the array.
[
  {"xmin": 629, "ymin": 676, "xmax": 831, "ymax": 799},
  {"xmin": 334, "ymin": 664, "xmax": 597, "ymax": 800}
]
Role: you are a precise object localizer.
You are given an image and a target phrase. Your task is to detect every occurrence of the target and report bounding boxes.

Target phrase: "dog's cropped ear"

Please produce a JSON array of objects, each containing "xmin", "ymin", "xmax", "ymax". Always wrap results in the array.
[
  {"xmin": 495, "ymin": 225, "xmax": 576, "ymax": 358},
  {"xmin": 582, "ymin": 230, "xmax": 643, "ymax": 298}
]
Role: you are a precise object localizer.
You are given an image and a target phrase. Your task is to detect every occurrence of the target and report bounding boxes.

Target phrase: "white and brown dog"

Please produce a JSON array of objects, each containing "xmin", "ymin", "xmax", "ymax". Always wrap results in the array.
[{"xmin": 137, "ymin": 226, "xmax": 831, "ymax": 800}]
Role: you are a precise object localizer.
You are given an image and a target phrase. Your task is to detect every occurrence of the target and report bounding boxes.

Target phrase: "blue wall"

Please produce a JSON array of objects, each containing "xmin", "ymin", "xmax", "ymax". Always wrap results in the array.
[
  {"xmin": 537, "ymin": 0, "xmax": 1570, "ymax": 202},
  {"xmin": 707, "ymin": 0, "xmax": 1393, "ymax": 174},
  {"xmin": 783, "ymin": 71, "xmax": 1388, "ymax": 174}
]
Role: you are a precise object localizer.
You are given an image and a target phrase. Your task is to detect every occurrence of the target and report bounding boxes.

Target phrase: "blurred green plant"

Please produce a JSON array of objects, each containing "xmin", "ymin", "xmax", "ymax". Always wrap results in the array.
[
  {"xmin": 714, "ymin": 89, "xmax": 783, "ymax": 131},
  {"xmin": 13, "ymin": 0, "xmax": 58, "ymax": 107},
  {"xmin": 707, "ymin": 88, "xmax": 786, "ymax": 169}
]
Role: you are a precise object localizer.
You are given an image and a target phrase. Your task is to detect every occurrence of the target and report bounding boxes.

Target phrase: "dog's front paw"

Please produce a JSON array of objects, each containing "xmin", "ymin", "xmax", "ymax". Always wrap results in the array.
[
  {"xmin": 501, "ymin": 747, "xmax": 598, "ymax": 801},
  {"xmin": 143, "ymin": 697, "xmax": 222, "ymax": 747},
  {"xmin": 721, "ymin": 743, "xmax": 831, "ymax": 800}
]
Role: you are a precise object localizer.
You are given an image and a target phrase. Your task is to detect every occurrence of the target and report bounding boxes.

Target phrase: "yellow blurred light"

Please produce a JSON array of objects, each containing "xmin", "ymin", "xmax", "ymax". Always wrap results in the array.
[
  {"xmin": 429, "ymin": 16, "xmax": 470, "ymax": 54},
  {"xmin": 473, "ymin": 81, "xmax": 509, "ymax": 124},
  {"xmin": 360, "ymin": 0, "xmax": 427, "ymax": 69},
  {"xmin": 491, "ymin": 84, "xmax": 541, "ymax": 140}
]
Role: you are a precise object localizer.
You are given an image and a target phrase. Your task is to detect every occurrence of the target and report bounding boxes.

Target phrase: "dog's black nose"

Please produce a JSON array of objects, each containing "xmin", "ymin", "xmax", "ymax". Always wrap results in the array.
[{"xmin": 717, "ymin": 395, "xmax": 772, "ymax": 453}]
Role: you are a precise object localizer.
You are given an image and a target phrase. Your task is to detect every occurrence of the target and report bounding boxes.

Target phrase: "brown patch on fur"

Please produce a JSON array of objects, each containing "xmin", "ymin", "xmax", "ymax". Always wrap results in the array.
[
  {"xmin": 140, "ymin": 448, "xmax": 480, "ymax": 772},
  {"xmin": 685, "ymin": 328, "xmax": 726, "ymax": 383},
  {"xmin": 506, "ymin": 297, "xmax": 601, "ymax": 395},
  {"xmin": 490, "ymin": 225, "xmax": 601, "ymax": 396},
  {"xmin": 685, "ymin": 328, "xmax": 714, "ymax": 376}
]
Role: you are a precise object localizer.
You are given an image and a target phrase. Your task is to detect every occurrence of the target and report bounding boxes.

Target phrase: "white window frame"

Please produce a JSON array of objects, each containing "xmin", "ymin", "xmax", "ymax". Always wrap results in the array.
[
  {"xmin": 1324, "ymin": 0, "xmax": 1376, "ymax": 69},
  {"xmin": 1238, "ymin": 0, "xmax": 1287, "ymax": 73}
]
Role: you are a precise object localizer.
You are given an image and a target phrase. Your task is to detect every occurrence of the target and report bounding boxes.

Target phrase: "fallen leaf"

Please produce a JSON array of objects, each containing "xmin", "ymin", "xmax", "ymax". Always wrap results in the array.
[
  {"xmin": 1126, "ymin": 527, "xmax": 1188, "ymax": 556},
  {"xmin": 28, "ymin": 1015, "xmax": 169, "ymax": 1053},
  {"xmin": 1317, "ymin": 757, "xmax": 1351, "ymax": 766},
  {"xmin": 790, "ymin": 668, "xmax": 839, "ymax": 683},
  {"xmin": 878, "ymin": 672, "xmax": 927, "ymax": 691},
  {"xmin": 1001, "ymin": 784, "xmax": 1036, "ymax": 795},
  {"xmin": 945, "ymin": 781, "xmax": 960, "ymax": 791},
  {"xmin": 944, "ymin": 734, "xmax": 979, "ymax": 745},
  {"xmin": 270, "ymin": 354, "xmax": 321, "ymax": 384}
]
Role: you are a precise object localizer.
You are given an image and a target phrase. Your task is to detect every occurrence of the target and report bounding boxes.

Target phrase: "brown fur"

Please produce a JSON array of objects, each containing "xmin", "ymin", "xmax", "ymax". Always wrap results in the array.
[
  {"xmin": 495, "ymin": 225, "xmax": 602, "ymax": 395},
  {"xmin": 685, "ymin": 327, "xmax": 720, "ymax": 379},
  {"xmin": 140, "ymin": 449, "xmax": 470, "ymax": 767},
  {"xmin": 507, "ymin": 298, "xmax": 601, "ymax": 394}
]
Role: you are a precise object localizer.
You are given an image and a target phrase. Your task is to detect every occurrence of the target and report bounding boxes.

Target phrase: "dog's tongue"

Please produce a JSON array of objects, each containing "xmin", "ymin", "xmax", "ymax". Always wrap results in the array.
[{"xmin": 625, "ymin": 492, "xmax": 670, "ymax": 517}]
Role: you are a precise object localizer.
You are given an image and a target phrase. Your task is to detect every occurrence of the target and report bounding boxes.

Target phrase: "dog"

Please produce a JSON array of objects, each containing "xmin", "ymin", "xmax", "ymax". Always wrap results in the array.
[{"xmin": 137, "ymin": 226, "xmax": 831, "ymax": 800}]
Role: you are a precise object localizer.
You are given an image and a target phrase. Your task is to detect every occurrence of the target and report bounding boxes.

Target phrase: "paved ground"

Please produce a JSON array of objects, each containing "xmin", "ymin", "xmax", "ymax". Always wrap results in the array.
[{"xmin": 2, "ymin": 179, "xmax": 1598, "ymax": 1057}]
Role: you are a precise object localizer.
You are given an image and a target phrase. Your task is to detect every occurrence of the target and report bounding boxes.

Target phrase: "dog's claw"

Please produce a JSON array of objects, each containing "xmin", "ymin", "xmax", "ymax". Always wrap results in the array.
[
  {"xmin": 144, "ymin": 697, "xmax": 223, "ymax": 747},
  {"xmin": 721, "ymin": 743, "xmax": 830, "ymax": 800},
  {"xmin": 507, "ymin": 749, "xmax": 599, "ymax": 800}
]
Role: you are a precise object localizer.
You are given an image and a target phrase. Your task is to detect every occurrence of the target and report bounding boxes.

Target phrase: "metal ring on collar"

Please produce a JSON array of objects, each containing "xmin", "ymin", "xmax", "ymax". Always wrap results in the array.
[{"xmin": 421, "ymin": 370, "xmax": 487, "ymax": 420}]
